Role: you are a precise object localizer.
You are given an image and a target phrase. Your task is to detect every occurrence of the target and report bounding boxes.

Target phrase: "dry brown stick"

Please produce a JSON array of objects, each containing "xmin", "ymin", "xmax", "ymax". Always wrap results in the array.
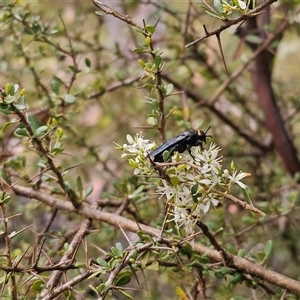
[
  {"xmin": 40, "ymin": 271, "xmax": 93, "ymax": 300},
  {"xmin": 39, "ymin": 218, "xmax": 91, "ymax": 298}
]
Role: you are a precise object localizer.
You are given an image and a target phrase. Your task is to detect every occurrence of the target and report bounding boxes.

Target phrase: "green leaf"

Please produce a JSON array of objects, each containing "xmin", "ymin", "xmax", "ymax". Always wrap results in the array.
[
  {"xmin": 141, "ymin": 251, "xmax": 150, "ymax": 268},
  {"xmin": 118, "ymin": 289, "xmax": 133, "ymax": 300},
  {"xmin": 145, "ymin": 25, "xmax": 155, "ymax": 34},
  {"xmin": 52, "ymin": 142, "xmax": 65, "ymax": 155},
  {"xmin": 21, "ymin": 156, "xmax": 26, "ymax": 169},
  {"xmin": 13, "ymin": 83, "xmax": 19, "ymax": 94},
  {"xmin": 166, "ymin": 84, "xmax": 174, "ymax": 95},
  {"xmin": 197, "ymin": 255, "xmax": 210, "ymax": 263},
  {"xmin": 214, "ymin": 0, "xmax": 223, "ymax": 13},
  {"xmin": 128, "ymin": 185, "xmax": 144, "ymax": 200},
  {"xmin": 14, "ymin": 128, "xmax": 29, "ymax": 137},
  {"xmin": 68, "ymin": 66, "xmax": 79, "ymax": 74},
  {"xmin": 263, "ymin": 240, "xmax": 272, "ymax": 263},
  {"xmin": 132, "ymin": 47, "xmax": 147, "ymax": 53},
  {"xmin": 147, "ymin": 116, "xmax": 157, "ymax": 126},
  {"xmin": 170, "ymin": 176, "xmax": 180, "ymax": 186},
  {"xmin": 0, "ymin": 192, "xmax": 10, "ymax": 204},
  {"xmin": 230, "ymin": 272, "xmax": 243, "ymax": 284},
  {"xmin": 2, "ymin": 119, "xmax": 19, "ymax": 133},
  {"xmin": 31, "ymin": 279, "xmax": 44, "ymax": 292},
  {"xmin": 63, "ymin": 94, "xmax": 76, "ymax": 104},
  {"xmin": 52, "ymin": 75, "xmax": 65, "ymax": 85},
  {"xmin": 95, "ymin": 10, "xmax": 106, "ymax": 16},
  {"xmin": 237, "ymin": 249, "xmax": 245, "ymax": 257},
  {"xmin": 162, "ymin": 150, "xmax": 170, "ymax": 162},
  {"xmin": 214, "ymin": 270, "xmax": 225, "ymax": 279},
  {"xmin": 28, "ymin": 114, "xmax": 43, "ymax": 132},
  {"xmin": 128, "ymin": 159, "xmax": 138, "ymax": 169},
  {"xmin": 111, "ymin": 246, "xmax": 118, "ymax": 257},
  {"xmin": 241, "ymin": 188, "xmax": 252, "ymax": 205},
  {"xmin": 116, "ymin": 242, "xmax": 124, "ymax": 257},
  {"xmin": 85, "ymin": 58, "xmax": 91, "ymax": 67},
  {"xmin": 205, "ymin": 10, "xmax": 224, "ymax": 20},
  {"xmin": 50, "ymin": 80, "xmax": 60, "ymax": 95},
  {"xmin": 114, "ymin": 271, "xmax": 131, "ymax": 286},
  {"xmin": 66, "ymin": 290, "xmax": 76, "ymax": 300},
  {"xmin": 245, "ymin": 34, "xmax": 263, "ymax": 44},
  {"xmin": 84, "ymin": 184, "xmax": 94, "ymax": 199},
  {"xmin": 4, "ymin": 95, "xmax": 15, "ymax": 104},
  {"xmin": 1, "ymin": 169, "xmax": 11, "ymax": 185},
  {"xmin": 180, "ymin": 243, "xmax": 193, "ymax": 258},
  {"xmin": 77, "ymin": 176, "xmax": 83, "ymax": 198},
  {"xmin": 97, "ymin": 257, "xmax": 109, "ymax": 268},
  {"xmin": 256, "ymin": 251, "xmax": 265, "ymax": 262},
  {"xmin": 23, "ymin": 11, "xmax": 31, "ymax": 20},
  {"xmin": 154, "ymin": 55, "xmax": 161, "ymax": 69},
  {"xmin": 88, "ymin": 284, "xmax": 99, "ymax": 294},
  {"xmin": 16, "ymin": 95, "xmax": 25, "ymax": 106},
  {"xmin": 0, "ymin": 104, "xmax": 13, "ymax": 114},
  {"xmin": 133, "ymin": 27, "xmax": 144, "ymax": 34},
  {"xmin": 136, "ymin": 231, "xmax": 152, "ymax": 242},
  {"xmin": 33, "ymin": 125, "xmax": 48, "ymax": 138},
  {"xmin": 13, "ymin": 104, "xmax": 26, "ymax": 111},
  {"xmin": 191, "ymin": 184, "xmax": 200, "ymax": 202},
  {"xmin": 147, "ymin": 261, "xmax": 159, "ymax": 270}
]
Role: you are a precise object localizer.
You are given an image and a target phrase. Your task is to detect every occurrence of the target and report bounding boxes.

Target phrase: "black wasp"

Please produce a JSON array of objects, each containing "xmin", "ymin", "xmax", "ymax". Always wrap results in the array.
[{"xmin": 149, "ymin": 127, "xmax": 212, "ymax": 163}]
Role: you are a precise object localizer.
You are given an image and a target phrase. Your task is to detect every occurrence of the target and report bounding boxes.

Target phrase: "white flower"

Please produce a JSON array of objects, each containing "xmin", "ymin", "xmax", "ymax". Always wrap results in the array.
[
  {"xmin": 157, "ymin": 179, "xmax": 176, "ymax": 201},
  {"xmin": 175, "ymin": 186, "xmax": 192, "ymax": 206},
  {"xmin": 171, "ymin": 207, "xmax": 196, "ymax": 235},
  {"xmin": 199, "ymin": 194, "xmax": 220, "ymax": 213},
  {"xmin": 194, "ymin": 143, "xmax": 222, "ymax": 175},
  {"xmin": 228, "ymin": 170, "xmax": 250, "ymax": 189}
]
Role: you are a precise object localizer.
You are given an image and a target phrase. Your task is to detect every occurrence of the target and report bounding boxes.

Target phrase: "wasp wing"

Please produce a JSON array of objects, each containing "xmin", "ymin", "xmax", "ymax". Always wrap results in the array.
[{"xmin": 149, "ymin": 130, "xmax": 192, "ymax": 157}]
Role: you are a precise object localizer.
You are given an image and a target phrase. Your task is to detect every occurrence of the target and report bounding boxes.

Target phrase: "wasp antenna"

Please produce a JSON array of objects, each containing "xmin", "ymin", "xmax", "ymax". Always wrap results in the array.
[{"xmin": 205, "ymin": 126, "xmax": 211, "ymax": 134}]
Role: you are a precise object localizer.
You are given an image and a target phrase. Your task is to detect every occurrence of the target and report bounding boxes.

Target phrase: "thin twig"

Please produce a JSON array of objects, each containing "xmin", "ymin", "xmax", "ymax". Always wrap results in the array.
[{"xmin": 185, "ymin": 0, "xmax": 278, "ymax": 48}]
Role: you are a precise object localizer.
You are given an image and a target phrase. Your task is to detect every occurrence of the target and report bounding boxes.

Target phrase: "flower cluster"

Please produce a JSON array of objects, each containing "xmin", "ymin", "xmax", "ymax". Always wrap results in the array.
[
  {"xmin": 117, "ymin": 133, "xmax": 156, "ymax": 175},
  {"xmin": 117, "ymin": 133, "xmax": 250, "ymax": 234}
]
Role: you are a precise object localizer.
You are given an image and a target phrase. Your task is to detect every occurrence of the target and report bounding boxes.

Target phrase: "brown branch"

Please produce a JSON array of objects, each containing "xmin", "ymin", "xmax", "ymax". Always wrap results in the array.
[
  {"xmin": 40, "ymin": 271, "xmax": 93, "ymax": 300},
  {"xmin": 40, "ymin": 218, "xmax": 91, "ymax": 297},
  {"xmin": 12, "ymin": 185, "xmax": 300, "ymax": 295},
  {"xmin": 91, "ymin": 0, "xmax": 143, "ymax": 30},
  {"xmin": 0, "ymin": 205, "xmax": 18, "ymax": 300},
  {"xmin": 213, "ymin": 188, "xmax": 265, "ymax": 217},
  {"xmin": 196, "ymin": 220, "xmax": 232, "ymax": 264}
]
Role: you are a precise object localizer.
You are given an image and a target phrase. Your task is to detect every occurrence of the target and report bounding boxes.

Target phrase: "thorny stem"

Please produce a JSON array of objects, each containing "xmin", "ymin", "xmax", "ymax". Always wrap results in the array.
[
  {"xmin": 196, "ymin": 220, "xmax": 233, "ymax": 264},
  {"xmin": 0, "ymin": 205, "xmax": 18, "ymax": 300},
  {"xmin": 212, "ymin": 188, "xmax": 265, "ymax": 217}
]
